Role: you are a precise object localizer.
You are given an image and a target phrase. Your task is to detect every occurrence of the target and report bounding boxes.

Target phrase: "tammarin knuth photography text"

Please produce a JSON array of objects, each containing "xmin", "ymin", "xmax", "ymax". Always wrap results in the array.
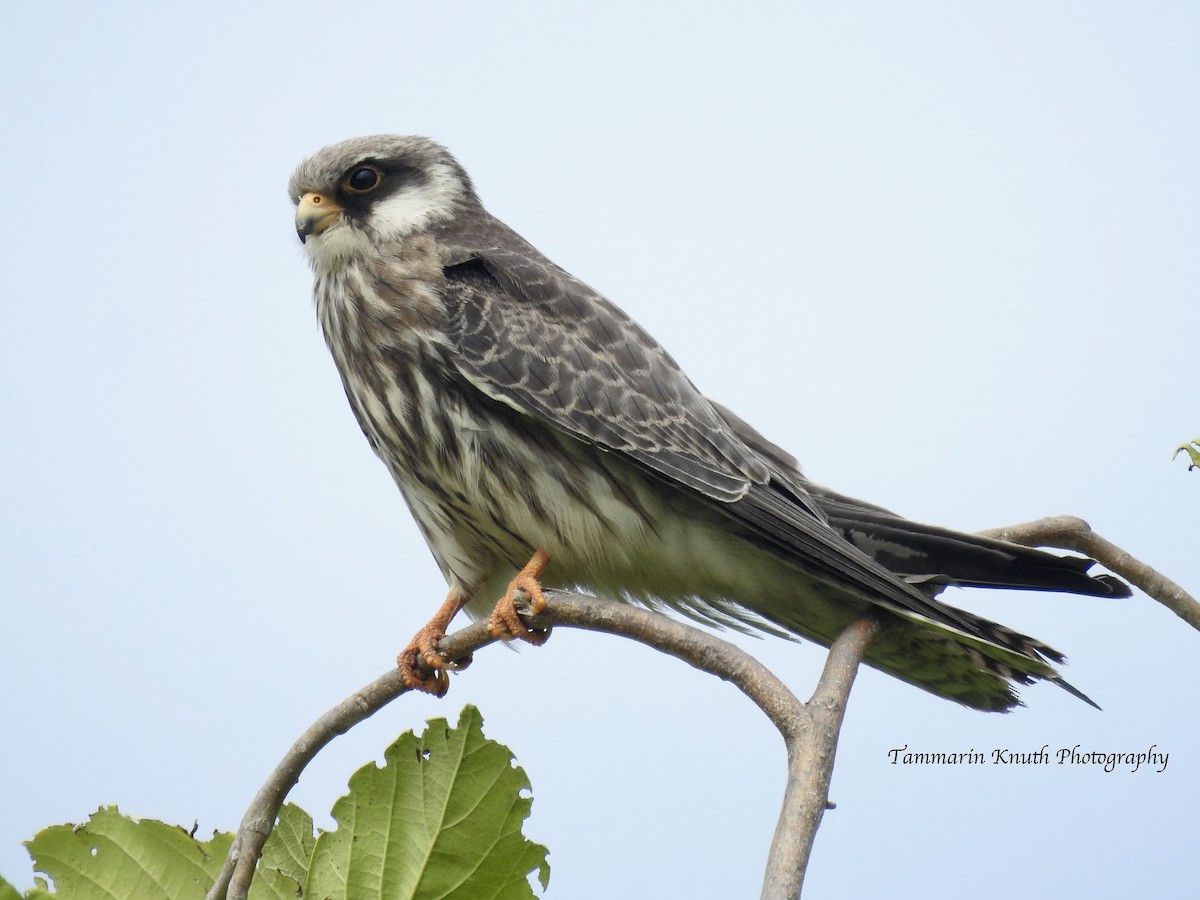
[{"xmin": 887, "ymin": 744, "xmax": 1169, "ymax": 773}]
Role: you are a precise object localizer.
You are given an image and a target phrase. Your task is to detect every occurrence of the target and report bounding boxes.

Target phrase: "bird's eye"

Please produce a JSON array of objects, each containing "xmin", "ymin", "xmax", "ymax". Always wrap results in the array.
[{"xmin": 343, "ymin": 165, "xmax": 382, "ymax": 194}]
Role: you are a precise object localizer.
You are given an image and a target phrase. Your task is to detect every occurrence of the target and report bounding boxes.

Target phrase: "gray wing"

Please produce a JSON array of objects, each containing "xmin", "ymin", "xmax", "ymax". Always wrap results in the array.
[{"xmin": 437, "ymin": 241, "xmax": 771, "ymax": 504}]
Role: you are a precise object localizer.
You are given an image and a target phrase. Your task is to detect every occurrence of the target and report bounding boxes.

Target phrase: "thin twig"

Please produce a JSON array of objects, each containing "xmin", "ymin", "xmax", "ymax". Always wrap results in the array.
[{"xmin": 978, "ymin": 515, "xmax": 1200, "ymax": 631}]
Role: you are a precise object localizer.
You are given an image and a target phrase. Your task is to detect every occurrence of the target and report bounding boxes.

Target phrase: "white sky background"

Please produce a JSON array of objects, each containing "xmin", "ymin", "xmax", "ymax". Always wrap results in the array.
[{"xmin": 2, "ymin": 2, "xmax": 1197, "ymax": 896}]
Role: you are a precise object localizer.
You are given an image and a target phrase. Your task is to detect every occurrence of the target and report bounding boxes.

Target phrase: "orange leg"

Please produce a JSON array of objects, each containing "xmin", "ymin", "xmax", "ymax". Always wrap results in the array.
[
  {"xmin": 486, "ymin": 549, "xmax": 552, "ymax": 645},
  {"xmin": 397, "ymin": 586, "xmax": 469, "ymax": 696}
]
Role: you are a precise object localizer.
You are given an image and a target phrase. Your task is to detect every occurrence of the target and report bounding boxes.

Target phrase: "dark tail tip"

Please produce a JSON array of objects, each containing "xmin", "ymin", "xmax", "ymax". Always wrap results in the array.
[
  {"xmin": 1052, "ymin": 676, "xmax": 1102, "ymax": 710},
  {"xmin": 1094, "ymin": 573, "xmax": 1133, "ymax": 599}
]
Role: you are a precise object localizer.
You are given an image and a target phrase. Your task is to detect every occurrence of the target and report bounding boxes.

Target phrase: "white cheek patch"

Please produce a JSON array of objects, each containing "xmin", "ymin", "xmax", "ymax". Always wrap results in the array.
[
  {"xmin": 368, "ymin": 188, "xmax": 442, "ymax": 239},
  {"xmin": 368, "ymin": 162, "xmax": 467, "ymax": 242}
]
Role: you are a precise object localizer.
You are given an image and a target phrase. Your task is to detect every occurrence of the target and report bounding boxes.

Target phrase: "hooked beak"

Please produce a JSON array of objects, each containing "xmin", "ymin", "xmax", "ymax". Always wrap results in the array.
[{"xmin": 295, "ymin": 192, "xmax": 342, "ymax": 243}]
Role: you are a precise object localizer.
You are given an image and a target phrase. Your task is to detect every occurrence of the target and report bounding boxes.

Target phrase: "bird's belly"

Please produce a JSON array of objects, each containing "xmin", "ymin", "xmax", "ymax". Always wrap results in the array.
[
  {"xmin": 388, "ymin": 420, "xmax": 674, "ymax": 601},
  {"xmin": 373, "ymin": 404, "xmax": 784, "ymax": 618}
]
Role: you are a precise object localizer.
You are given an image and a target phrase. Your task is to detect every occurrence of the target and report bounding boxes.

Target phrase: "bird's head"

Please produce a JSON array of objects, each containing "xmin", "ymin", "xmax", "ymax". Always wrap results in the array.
[{"xmin": 288, "ymin": 135, "xmax": 477, "ymax": 271}]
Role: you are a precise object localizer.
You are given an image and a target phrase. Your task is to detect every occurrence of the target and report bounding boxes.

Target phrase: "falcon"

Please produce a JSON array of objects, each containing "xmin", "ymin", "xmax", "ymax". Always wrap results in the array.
[{"xmin": 288, "ymin": 135, "xmax": 1128, "ymax": 711}]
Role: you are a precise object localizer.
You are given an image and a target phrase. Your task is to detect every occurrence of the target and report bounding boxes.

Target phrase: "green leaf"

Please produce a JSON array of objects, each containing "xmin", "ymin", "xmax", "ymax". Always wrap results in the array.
[
  {"xmin": 24, "ymin": 806, "xmax": 230, "ymax": 899},
  {"xmin": 244, "ymin": 865, "xmax": 303, "ymax": 900},
  {"xmin": 306, "ymin": 705, "xmax": 550, "ymax": 899},
  {"xmin": 257, "ymin": 802, "xmax": 316, "ymax": 887},
  {"xmin": 1174, "ymin": 439, "xmax": 1200, "ymax": 471},
  {"xmin": 0, "ymin": 874, "xmax": 24, "ymax": 900},
  {"xmin": 0, "ymin": 875, "xmax": 53, "ymax": 900},
  {"xmin": 16, "ymin": 709, "xmax": 545, "ymax": 898}
]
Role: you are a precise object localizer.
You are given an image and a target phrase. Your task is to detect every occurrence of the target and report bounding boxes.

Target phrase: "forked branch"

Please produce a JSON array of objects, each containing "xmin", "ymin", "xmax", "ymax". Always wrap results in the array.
[{"xmin": 208, "ymin": 517, "xmax": 1180, "ymax": 900}]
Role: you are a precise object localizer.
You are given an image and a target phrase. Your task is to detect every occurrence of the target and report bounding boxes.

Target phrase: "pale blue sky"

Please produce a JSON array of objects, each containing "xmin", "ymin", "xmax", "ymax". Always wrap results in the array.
[{"xmin": 2, "ymin": 3, "xmax": 1197, "ymax": 897}]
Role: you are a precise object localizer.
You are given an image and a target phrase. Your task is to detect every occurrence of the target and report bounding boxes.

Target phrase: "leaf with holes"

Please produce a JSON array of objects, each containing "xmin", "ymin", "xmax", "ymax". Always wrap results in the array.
[
  {"xmin": 305, "ymin": 705, "xmax": 550, "ymax": 899},
  {"xmin": 23, "ymin": 806, "xmax": 236, "ymax": 899},
  {"xmin": 21, "ymin": 806, "xmax": 304, "ymax": 899}
]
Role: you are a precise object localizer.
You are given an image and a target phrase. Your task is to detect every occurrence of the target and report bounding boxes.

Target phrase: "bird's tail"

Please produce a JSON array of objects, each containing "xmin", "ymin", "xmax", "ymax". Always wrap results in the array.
[
  {"xmin": 857, "ymin": 600, "xmax": 1100, "ymax": 711},
  {"xmin": 807, "ymin": 485, "xmax": 1131, "ymax": 599},
  {"xmin": 708, "ymin": 397, "xmax": 1128, "ymax": 600},
  {"xmin": 706, "ymin": 398, "xmax": 1127, "ymax": 709}
]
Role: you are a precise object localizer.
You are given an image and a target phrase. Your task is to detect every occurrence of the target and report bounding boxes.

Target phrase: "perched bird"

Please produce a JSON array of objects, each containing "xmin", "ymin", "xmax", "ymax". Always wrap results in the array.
[{"xmin": 289, "ymin": 135, "xmax": 1128, "ymax": 711}]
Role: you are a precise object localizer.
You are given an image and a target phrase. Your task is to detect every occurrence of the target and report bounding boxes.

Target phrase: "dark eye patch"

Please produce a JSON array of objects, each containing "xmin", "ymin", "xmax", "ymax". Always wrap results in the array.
[{"xmin": 335, "ymin": 159, "xmax": 426, "ymax": 218}]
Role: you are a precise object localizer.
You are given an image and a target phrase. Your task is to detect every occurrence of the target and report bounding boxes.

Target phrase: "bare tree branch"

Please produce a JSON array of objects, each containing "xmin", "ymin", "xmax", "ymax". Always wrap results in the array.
[
  {"xmin": 978, "ymin": 515, "xmax": 1200, "ymax": 631},
  {"xmin": 205, "ymin": 593, "xmax": 877, "ymax": 900},
  {"xmin": 762, "ymin": 614, "xmax": 880, "ymax": 900},
  {"xmin": 210, "ymin": 515, "xmax": 1186, "ymax": 899}
]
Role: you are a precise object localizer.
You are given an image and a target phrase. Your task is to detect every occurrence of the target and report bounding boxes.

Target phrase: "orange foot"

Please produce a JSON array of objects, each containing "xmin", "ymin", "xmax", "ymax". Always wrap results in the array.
[
  {"xmin": 397, "ymin": 587, "xmax": 470, "ymax": 696},
  {"xmin": 486, "ymin": 549, "xmax": 552, "ymax": 645}
]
